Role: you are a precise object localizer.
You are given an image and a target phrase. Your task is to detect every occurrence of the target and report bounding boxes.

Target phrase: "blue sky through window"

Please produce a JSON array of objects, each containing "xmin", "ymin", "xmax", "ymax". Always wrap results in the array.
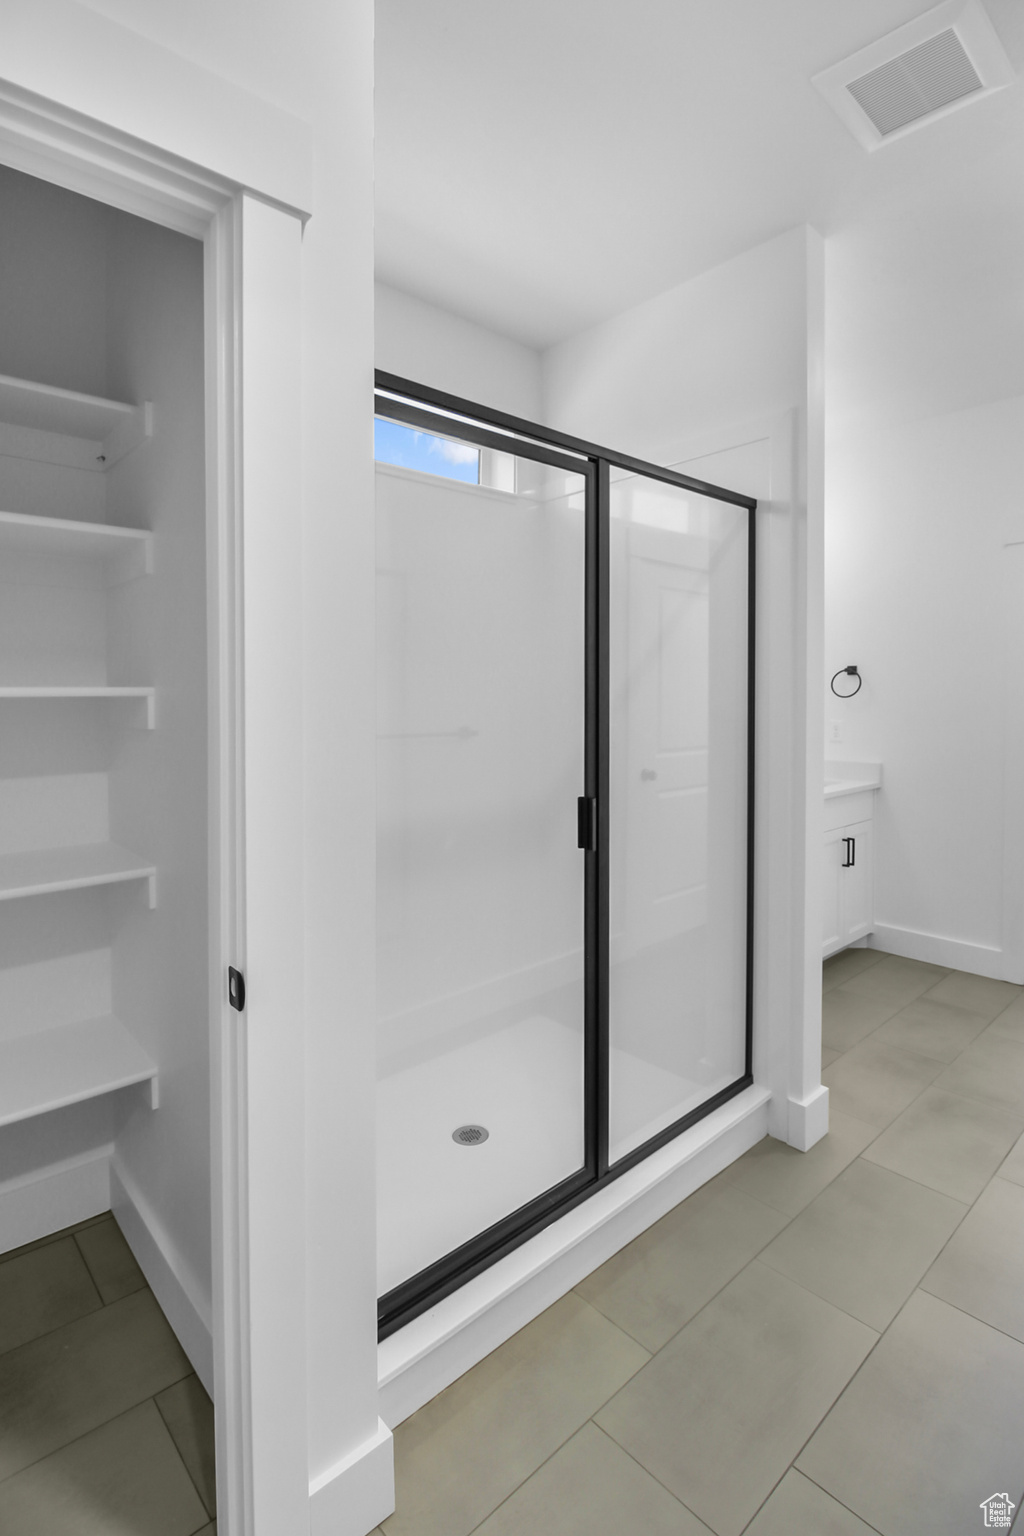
[{"xmin": 374, "ymin": 417, "xmax": 480, "ymax": 484}]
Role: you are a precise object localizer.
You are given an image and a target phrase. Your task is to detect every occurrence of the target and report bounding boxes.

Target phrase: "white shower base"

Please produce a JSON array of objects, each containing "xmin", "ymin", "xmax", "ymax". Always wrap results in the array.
[{"xmin": 376, "ymin": 1013, "xmax": 706, "ymax": 1296}]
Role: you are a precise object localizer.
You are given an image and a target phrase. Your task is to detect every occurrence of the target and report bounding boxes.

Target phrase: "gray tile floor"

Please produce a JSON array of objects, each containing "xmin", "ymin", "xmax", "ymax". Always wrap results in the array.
[
  {"xmin": 4, "ymin": 949, "xmax": 1023, "ymax": 1536},
  {"xmin": 0, "ymin": 1212, "xmax": 215, "ymax": 1535},
  {"xmin": 379, "ymin": 949, "xmax": 1024, "ymax": 1536}
]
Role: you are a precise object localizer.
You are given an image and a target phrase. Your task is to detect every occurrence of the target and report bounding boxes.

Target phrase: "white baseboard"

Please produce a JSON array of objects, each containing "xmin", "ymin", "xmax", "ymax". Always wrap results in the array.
[
  {"xmin": 378, "ymin": 1084, "xmax": 771, "ymax": 1428},
  {"xmin": 110, "ymin": 1159, "xmax": 214, "ymax": 1394},
  {"xmin": 788, "ymin": 1084, "xmax": 829, "ymax": 1151},
  {"xmin": 309, "ymin": 1417, "xmax": 395, "ymax": 1536},
  {"xmin": 870, "ymin": 924, "xmax": 1016, "ymax": 982},
  {"xmin": 0, "ymin": 1144, "xmax": 111, "ymax": 1254}
]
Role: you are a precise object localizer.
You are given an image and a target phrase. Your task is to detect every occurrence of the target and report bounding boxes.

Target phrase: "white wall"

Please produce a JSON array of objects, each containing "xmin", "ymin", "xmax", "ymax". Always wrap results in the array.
[
  {"xmin": 824, "ymin": 154, "xmax": 1024, "ymax": 985},
  {"xmin": 104, "ymin": 206, "xmax": 212, "ymax": 1344},
  {"xmin": 542, "ymin": 228, "xmax": 810, "ymax": 461},
  {"xmin": 376, "ymin": 281, "xmax": 543, "ymax": 420},
  {"xmin": 375, "ymin": 461, "xmax": 585, "ymax": 1064},
  {"xmin": 0, "ymin": 163, "xmax": 109, "ymax": 397},
  {"xmin": 543, "ymin": 226, "xmax": 828, "ymax": 1150},
  {"xmin": 825, "ymin": 394, "xmax": 1024, "ymax": 980}
]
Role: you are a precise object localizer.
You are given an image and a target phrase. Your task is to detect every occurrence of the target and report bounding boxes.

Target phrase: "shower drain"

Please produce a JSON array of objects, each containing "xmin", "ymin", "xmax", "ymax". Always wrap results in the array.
[{"xmin": 452, "ymin": 1124, "xmax": 489, "ymax": 1146}]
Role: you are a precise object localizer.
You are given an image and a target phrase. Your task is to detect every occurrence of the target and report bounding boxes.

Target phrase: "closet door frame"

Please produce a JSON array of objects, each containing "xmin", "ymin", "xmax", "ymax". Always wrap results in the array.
[{"xmin": 0, "ymin": 84, "xmax": 309, "ymax": 1536}]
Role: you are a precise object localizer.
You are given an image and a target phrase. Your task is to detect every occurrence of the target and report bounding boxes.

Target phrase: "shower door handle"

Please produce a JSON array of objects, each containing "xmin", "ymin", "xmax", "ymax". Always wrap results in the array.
[{"xmin": 577, "ymin": 797, "xmax": 597, "ymax": 852}]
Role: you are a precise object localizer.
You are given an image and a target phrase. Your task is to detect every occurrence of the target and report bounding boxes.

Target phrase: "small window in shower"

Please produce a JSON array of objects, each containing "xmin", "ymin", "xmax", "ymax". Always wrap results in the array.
[{"xmin": 374, "ymin": 415, "xmax": 480, "ymax": 484}]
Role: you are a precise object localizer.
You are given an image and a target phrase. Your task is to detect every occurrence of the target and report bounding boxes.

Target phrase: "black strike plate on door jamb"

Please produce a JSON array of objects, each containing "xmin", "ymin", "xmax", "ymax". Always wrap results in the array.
[
  {"xmin": 228, "ymin": 967, "xmax": 246, "ymax": 1011},
  {"xmin": 577, "ymin": 796, "xmax": 597, "ymax": 852}
]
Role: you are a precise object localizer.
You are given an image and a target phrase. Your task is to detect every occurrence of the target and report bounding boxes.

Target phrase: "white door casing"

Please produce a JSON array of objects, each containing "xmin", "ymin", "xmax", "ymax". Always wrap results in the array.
[{"xmin": 0, "ymin": 78, "xmax": 311, "ymax": 1536}]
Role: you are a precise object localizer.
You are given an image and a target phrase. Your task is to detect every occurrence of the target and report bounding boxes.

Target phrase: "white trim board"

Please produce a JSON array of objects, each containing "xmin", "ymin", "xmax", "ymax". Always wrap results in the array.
[
  {"xmin": 378, "ymin": 1084, "xmax": 770, "ymax": 1428},
  {"xmin": 0, "ymin": 1143, "xmax": 111, "ymax": 1254},
  {"xmin": 111, "ymin": 1160, "xmax": 214, "ymax": 1394},
  {"xmin": 1, "ymin": 0, "xmax": 312, "ymax": 215},
  {"xmin": 0, "ymin": 1146, "xmax": 215, "ymax": 1395},
  {"xmin": 788, "ymin": 1083, "xmax": 830, "ymax": 1151},
  {"xmin": 0, "ymin": 66, "xmax": 315, "ymax": 1536},
  {"xmin": 309, "ymin": 1417, "xmax": 395, "ymax": 1536},
  {"xmin": 869, "ymin": 924, "xmax": 1017, "ymax": 983}
]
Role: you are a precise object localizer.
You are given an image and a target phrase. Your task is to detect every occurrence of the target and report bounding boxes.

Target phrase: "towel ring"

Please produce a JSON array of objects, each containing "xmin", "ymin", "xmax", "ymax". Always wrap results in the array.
[{"xmin": 831, "ymin": 665, "xmax": 862, "ymax": 698}]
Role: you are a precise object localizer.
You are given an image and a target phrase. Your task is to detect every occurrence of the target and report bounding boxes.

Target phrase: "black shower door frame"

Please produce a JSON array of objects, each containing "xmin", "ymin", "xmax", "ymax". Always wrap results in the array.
[{"xmin": 375, "ymin": 371, "xmax": 757, "ymax": 1339}]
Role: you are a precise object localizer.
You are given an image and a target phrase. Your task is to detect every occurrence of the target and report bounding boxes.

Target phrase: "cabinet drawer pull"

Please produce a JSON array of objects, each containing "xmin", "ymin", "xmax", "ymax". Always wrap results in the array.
[{"xmin": 842, "ymin": 837, "xmax": 855, "ymax": 869}]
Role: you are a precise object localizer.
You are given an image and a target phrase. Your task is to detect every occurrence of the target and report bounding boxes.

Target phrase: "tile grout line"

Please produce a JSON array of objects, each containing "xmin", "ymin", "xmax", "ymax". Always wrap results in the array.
[
  {"xmin": 566, "ymin": 1288, "xmax": 655, "ymax": 1371},
  {"xmin": 0, "ymin": 1381, "xmax": 197, "ymax": 1490},
  {"xmin": 736, "ymin": 1458, "xmax": 887, "ymax": 1536},
  {"xmin": 583, "ymin": 1255, "xmax": 886, "ymax": 1534},
  {"xmin": 70, "ymin": 1230, "xmax": 111, "ymax": 1311},
  {"xmin": 586, "ymin": 1419, "xmax": 719, "ymax": 1532},
  {"xmin": 824, "ymin": 1032, "xmax": 1024, "ymax": 1210},
  {"xmin": 0, "ymin": 1282, "xmax": 158, "ymax": 1373},
  {"xmin": 0, "ymin": 1263, "xmax": 108, "ymax": 1364},
  {"xmin": 455, "ymin": 1414, "xmax": 606, "ymax": 1536},
  {"xmin": 460, "ymin": 1417, "xmax": 717, "ymax": 1536},
  {"xmin": 914, "ymin": 1281, "xmax": 1024, "ymax": 1353},
  {"xmin": 727, "ymin": 958, "xmax": 1024, "ymax": 1534},
  {"xmin": 767, "ymin": 1263, "xmax": 1024, "ymax": 1530},
  {"xmin": 408, "ymin": 958, "xmax": 1022, "ymax": 1536},
  {"xmin": 154, "ymin": 1383, "xmax": 217, "ymax": 1523},
  {"xmin": 778, "ymin": 1467, "xmax": 888, "ymax": 1536},
  {"xmin": 414, "ymin": 954, "xmax": 1024, "ymax": 1536},
  {"xmin": 0, "ymin": 1213, "xmax": 113, "ymax": 1273},
  {"xmin": 763, "ymin": 1207, "xmax": 1006, "ymax": 1513},
  {"xmin": 579, "ymin": 1078, "xmax": 959, "ymax": 1362},
  {"xmin": 424, "ymin": 1294, "xmax": 654, "ymax": 1536},
  {"xmin": 574, "ymin": 1184, "xmax": 807, "ymax": 1359}
]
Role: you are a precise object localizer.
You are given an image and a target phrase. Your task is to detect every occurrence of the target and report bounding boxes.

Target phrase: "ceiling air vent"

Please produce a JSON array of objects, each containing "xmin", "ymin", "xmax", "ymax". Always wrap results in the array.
[{"xmin": 812, "ymin": 0, "xmax": 1015, "ymax": 151}]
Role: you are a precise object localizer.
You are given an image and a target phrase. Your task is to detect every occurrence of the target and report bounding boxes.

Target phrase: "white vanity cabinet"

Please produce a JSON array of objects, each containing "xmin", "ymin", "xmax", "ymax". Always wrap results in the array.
[{"xmin": 823, "ymin": 764, "xmax": 881, "ymax": 958}]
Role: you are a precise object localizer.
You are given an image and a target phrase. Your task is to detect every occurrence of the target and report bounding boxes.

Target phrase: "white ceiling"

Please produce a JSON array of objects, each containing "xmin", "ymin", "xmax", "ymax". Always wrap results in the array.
[{"xmin": 375, "ymin": 0, "xmax": 1024, "ymax": 365}]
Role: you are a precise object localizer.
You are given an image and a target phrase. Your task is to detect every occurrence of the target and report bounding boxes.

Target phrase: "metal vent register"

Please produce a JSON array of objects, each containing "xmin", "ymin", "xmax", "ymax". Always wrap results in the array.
[
  {"xmin": 847, "ymin": 29, "xmax": 982, "ymax": 136},
  {"xmin": 811, "ymin": 0, "xmax": 1014, "ymax": 151}
]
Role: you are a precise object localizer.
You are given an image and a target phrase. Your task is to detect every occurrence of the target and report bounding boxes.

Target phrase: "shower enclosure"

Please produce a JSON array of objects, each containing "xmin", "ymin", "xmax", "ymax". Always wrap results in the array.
[{"xmin": 375, "ymin": 374, "xmax": 756, "ymax": 1337}]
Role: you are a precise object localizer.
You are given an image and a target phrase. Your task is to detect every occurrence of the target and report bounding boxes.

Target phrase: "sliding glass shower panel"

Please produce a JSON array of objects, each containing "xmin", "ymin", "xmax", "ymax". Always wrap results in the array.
[
  {"xmin": 376, "ymin": 430, "xmax": 588, "ymax": 1295},
  {"xmin": 608, "ymin": 471, "xmax": 749, "ymax": 1164}
]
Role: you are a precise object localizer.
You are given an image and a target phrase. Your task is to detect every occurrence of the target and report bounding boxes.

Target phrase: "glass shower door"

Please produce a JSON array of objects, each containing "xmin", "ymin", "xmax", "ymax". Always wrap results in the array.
[
  {"xmin": 607, "ymin": 471, "xmax": 750, "ymax": 1164},
  {"xmin": 375, "ymin": 412, "xmax": 590, "ymax": 1300},
  {"xmin": 373, "ymin": 375, "xmax": 757, "ymax": 1336}
]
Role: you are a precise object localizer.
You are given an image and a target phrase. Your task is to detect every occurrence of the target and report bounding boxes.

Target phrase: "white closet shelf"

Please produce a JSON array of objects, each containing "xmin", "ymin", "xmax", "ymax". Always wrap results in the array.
[
  {"xmin": 0, "ymin": 511, "xmax": 153, "ymax": 582},
  {"xmin": 0, "ymin": 375, "xmax": 152, "ymax": 472},
  {"xmin": 0, "ymin": 1015, "xmax": 158, "ymax": 1129},
  {"xmin": 0, "ymin": 842, "xmax": 157, "ymax": 907},
  {"xmin": 0, "ymin": 374, "xmax": 134, "ymax": 438},
  {"xmin": 0, "ymin": 687, "xmax": 156, "ymax": 727}
]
